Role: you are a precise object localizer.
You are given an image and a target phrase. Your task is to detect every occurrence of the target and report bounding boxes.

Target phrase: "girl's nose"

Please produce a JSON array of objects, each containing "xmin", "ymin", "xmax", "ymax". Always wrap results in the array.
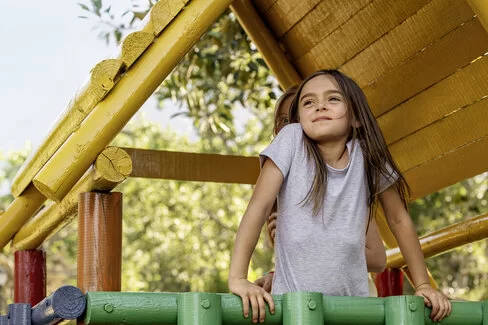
[{"xmin": 316, "ymin": 102, "xmax": 327, "ymax": 111}]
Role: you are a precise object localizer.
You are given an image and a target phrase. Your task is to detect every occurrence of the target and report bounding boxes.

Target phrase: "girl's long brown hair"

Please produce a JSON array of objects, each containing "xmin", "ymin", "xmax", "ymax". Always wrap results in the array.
[{"xmin": 289, "ymin": 70, "xmax": 410, "ymax": 223}]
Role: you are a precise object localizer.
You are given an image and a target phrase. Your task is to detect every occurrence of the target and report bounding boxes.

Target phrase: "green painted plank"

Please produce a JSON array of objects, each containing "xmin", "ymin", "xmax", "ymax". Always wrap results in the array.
[
  {"xmin": 85, "ymin": 292, "xmax": 486, "ymax": 325},
  {"xmin": 283, "ymin": 292, "xmax": 323, "ymax": 325},
  {"xmin": 178, "ymin": 292, "xmax": 221, "ymax": 325},
  {"xmin": 385, "ymin": 296, "xmax": 424, "ymax": 325}
]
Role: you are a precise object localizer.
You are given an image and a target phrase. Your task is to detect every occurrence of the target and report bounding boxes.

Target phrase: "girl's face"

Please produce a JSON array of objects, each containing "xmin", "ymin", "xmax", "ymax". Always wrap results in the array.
[
  {"xmin": 275, "ymin": 95, "xmax": 294, "ymax": 134},
  {"xmin": 298, "ymin": 74, "xmax": 352, "ymax": 143}
]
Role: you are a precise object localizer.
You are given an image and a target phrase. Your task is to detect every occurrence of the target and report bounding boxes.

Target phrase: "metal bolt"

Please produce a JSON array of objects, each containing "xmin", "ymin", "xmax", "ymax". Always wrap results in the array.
[
  {"xmin": 409, "ymin": 302, "xmax": 417, "ymax": 312},
  {"xmin": 201, "ymin": 299, "xmax": 211, "ymax": 309},
  {"xmin": 308, "ymin": 300, "xmax": 317, "ymax": 310},
  {"xmin": 104, "ymin": 303, "xmax": 114, "ymax": 313}
]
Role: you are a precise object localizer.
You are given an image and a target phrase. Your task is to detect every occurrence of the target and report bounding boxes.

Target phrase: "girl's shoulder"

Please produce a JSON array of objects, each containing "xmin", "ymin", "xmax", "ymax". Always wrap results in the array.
[{"xmin": 277, "ymin": 123, "xmax": 303, "ymax": 138}]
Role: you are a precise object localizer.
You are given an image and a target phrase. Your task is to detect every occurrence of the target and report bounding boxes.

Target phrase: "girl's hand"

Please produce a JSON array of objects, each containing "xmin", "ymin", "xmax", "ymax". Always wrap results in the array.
[
  {"xmin": 229, "ymin": 277, "xmax": 275, "ymax": 323},
  {"xmin": 415, "ymin": 283, "xmax": 451, "ymax": 322},
  {"xmin": 253, "ymin": 272, "xmax": 274, "ymax": 293}
]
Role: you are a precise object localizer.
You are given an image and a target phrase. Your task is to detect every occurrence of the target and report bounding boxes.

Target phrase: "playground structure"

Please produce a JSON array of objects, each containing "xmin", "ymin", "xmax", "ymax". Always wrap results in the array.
[{"xmin": 0, "ymin": 0, "xmax": 488, "ymax": 323}]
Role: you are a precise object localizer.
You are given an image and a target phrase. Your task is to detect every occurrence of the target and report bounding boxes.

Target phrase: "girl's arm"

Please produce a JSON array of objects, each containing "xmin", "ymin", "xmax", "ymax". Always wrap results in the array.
[
  {"xmin": 229, "ymin": 158, "xmax": 283, "ymax": 323},
  {"xmin": 379, "ymin": 186, "xmax": 451, "ymax": 322},
  {"xmin": 364, "ymin": 218, "xmax": 386, "ymax": 273}
]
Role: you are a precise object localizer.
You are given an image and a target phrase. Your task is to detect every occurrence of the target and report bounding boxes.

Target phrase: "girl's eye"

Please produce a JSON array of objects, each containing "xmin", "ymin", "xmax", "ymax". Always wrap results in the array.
[
  {"xmin": 303, "ymin": 100, "xmax": 313, "ymax": 106},
  {"xmin": 329, "ymin": 97, "xmax": 341, "ymax": 102}
]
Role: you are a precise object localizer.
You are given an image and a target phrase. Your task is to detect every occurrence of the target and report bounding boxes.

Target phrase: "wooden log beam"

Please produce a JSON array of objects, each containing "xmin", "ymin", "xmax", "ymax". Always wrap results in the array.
[
  {"xmin": 11, "ymin": 59, "xmax": 124, "ymax": 198},
  {"xmin": 386, "ymin": 212, "xmax": 488, "ymax": 269},
  {"xmin": 122, "ymin": 147, "xmax": 260, "ymax": 184},
  {"xmin": 12, "ymin": 147, "xmax": 131, "ymax": 251},
  {"xmin": 31, "ymin": 285, "xmax": 86, "ymax": 325},
  {"xmin": 230, "ymin": 0, "xmax": 301, "ymax": 90},
  {"xmin": 0, "ymin": 185, "xmax": 46, "ymax": 250},
  {"xmin": 31, "ymin": 0, "xmax": 234, "ymax": 202}
]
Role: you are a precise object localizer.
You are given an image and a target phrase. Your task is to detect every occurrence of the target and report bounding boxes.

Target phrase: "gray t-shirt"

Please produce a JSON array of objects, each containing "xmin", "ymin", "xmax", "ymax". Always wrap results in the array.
[{"xmin": 259, "ymin": 123, "xmax": 395, "ymax": 297}]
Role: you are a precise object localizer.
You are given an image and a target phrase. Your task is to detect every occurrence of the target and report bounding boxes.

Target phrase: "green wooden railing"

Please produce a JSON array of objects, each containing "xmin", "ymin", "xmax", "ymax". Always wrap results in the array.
[{"xmin": 85, "ymin": 292, "xmax": 488, "ymax": 325}]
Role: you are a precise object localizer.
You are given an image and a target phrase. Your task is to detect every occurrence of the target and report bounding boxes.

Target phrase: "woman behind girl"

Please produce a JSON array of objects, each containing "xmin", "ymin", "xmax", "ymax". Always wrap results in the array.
[{"xmin": 229, "ymin": 70, "xmax": 451, "ymax": 323}]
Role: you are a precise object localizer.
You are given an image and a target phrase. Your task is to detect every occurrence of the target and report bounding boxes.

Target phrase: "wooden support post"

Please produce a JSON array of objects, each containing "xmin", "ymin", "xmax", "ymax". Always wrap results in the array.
[
  {"xmin": 375, "ymin": 268, "xmax": 404, "ymax": 297},
  {"xmin": 77, "ymin": 192, "xmax": 122, "ymax": 294},
  {"xmin": 14, "ymin": 250, "xmax": 46, "ymax": 306},
  {"xmin": 178, "ymin": 293, "xmax": 221, "ymax": 325},
  {"xmin": 385, "ymin": 296, "xmax": 424, "ymax": 325},
  {"xmin": 283, "ymin": 292, "xmax": 323, "ymax": 325}
]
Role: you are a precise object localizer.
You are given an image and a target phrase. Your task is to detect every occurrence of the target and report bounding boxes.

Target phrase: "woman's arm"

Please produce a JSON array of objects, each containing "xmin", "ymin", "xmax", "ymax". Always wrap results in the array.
[
  {"xmin": 379, "ymin": 186, "xmax": 451, "ymax": 322},
  {"xmin": 229, "ymin": 158, "xmax": 283, "ymax": 323},
  {"xmin": 365, "ymin": 217, "xmax": 386, "ymax": 273}
]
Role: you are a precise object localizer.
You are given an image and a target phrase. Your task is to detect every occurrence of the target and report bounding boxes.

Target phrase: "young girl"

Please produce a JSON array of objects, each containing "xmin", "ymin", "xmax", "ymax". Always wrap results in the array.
[
  {"xmin": 255, "ymin": 86, "xmax": 386, "ymax": 293},
  {"xmin": 229, "ymin": 70, "xmax": 451, "ymax": 323}
]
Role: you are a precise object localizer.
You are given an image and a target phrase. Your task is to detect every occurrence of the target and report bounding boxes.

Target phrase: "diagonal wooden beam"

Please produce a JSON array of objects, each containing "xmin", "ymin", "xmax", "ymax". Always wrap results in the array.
[{"xmin": 231, "ymin": 0, "xmax": 302, "ymax": 89}]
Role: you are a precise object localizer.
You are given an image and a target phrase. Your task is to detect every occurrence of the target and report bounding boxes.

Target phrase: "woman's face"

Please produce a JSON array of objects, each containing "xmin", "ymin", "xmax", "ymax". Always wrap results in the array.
[{"xmin": 275, "ymin": 95, "xmax": 294, "ymax": 134}]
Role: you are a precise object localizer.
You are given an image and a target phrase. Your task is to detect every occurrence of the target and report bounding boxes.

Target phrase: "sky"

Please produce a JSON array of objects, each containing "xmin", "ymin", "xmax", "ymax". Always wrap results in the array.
[{"xmin": 0, "ymin": 0, "xmax": 195, "ymax": 153}]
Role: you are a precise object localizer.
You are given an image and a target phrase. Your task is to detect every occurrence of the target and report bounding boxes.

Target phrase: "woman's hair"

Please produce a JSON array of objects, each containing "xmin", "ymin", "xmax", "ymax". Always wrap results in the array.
[
  {"xmin": 273, "ymin": 86, "xmax": 298, "ymax": 136},
  {"xmin": 289, "ymin": 69, "xmax": 410, "ymax": 222}
]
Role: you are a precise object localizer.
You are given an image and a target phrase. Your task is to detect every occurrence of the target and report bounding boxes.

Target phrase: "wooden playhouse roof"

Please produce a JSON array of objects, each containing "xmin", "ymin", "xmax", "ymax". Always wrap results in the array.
[{"xmin": 0, "ymin": 0, "xmax": 487, "ymax": 278}]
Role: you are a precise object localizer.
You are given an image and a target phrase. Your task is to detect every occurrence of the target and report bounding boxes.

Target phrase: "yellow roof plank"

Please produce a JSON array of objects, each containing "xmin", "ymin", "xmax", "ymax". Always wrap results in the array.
[
  {"xmin": 341, "ymin": 0, "xmax": 475, "ymax": 87},
  {"xmin": 117, "ymin": 31, "xmax": 154, "ymax": 69},
  {"xmin": 405, "ymin": 136, "xmax": 488, "ymax": 200},
  {"xmin": 379, "ymin": 55, "xmax": 488, "ymax": 146},
  {"xmin": 263, "ymin": 0, "xmax": 322, "ymax": 37},
  {"xmin": 390, "ymin": 96, "xmax": 488, "ymax": 172},
  {"xmin": 253, "ymin": 0, "xmax": 277, "ymax": 13},
  {"xmin": 281, "ymin": 0, "xmax": 369, "ymax": 60},
  {"xmin": 295, "ymin": 0, "xmax": 429, "ymax": 74},
  {"xmin": 142, "ymin": 0, "xmax": 190, "ymax": 36},
  {"xmin": 364, "ymin": 18, "xmax": 488, "ymax": 117}
]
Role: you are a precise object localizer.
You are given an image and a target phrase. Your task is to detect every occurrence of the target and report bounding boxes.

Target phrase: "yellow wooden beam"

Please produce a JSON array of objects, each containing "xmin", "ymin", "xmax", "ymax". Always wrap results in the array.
[
  {"xmin": 10, "ymin": 0, "xmax": 189, "ymax": 199},
  {"xmin": 10, "ymin": 59, "xmax": 124, "ymax": 198},
  {"xmin": 468, "ymin": 0, "xmax": 488, "ymax": 34},
  {"xmin": 230, "ymin": 0, "xmax": 301, "ymax": 90},
  {"xmin": 386, "ymin": 212, "xmax": 488, "ymax": 269},
  {"xmin": 123, "ymin": 147, "xmax": 260, "ymax": 184},
  {"xmin": 0, "ymin": 184, "xmax": 46, "ymax": 250},
  {"xmin": 12, "ymin": 147, "xmax": 131, "ymax": 250},
  {"xmin": 30, "ymin": 0, "xmax": 233, "ymax": 202}
]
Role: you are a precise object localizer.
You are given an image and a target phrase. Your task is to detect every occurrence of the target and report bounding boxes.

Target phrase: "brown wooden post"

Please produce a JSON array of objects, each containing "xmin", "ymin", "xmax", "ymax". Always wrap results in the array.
[
  {"xmin": 77, "ymin": 192, "xmax": 122, "ymax": 294},
  {"xmin": 14, "ymin": 250, "xmax": 46, "ymax": 305}
]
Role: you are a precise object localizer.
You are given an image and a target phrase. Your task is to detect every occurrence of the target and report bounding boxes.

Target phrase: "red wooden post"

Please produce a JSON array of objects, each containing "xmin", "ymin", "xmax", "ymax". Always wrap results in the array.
[
  {"xmin": 375, "ymin": 268, "xmax": 404, "ymax": 297},
  {"xmin": 14, "ymin": 249, "xmax": 46, "ymax": 305}
]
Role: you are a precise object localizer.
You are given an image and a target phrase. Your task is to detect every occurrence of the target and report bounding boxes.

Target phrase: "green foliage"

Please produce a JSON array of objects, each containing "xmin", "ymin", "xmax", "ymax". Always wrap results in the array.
[{"xmin": 113, "ymin": 121, "xmax": 274, "ymax": 293}]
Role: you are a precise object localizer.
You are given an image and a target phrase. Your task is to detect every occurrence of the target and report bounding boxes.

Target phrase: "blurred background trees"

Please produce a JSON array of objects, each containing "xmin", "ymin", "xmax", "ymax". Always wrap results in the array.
[{"xmin": 0, "ymin": 0, "xmax": 486, "ymax": 312}]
